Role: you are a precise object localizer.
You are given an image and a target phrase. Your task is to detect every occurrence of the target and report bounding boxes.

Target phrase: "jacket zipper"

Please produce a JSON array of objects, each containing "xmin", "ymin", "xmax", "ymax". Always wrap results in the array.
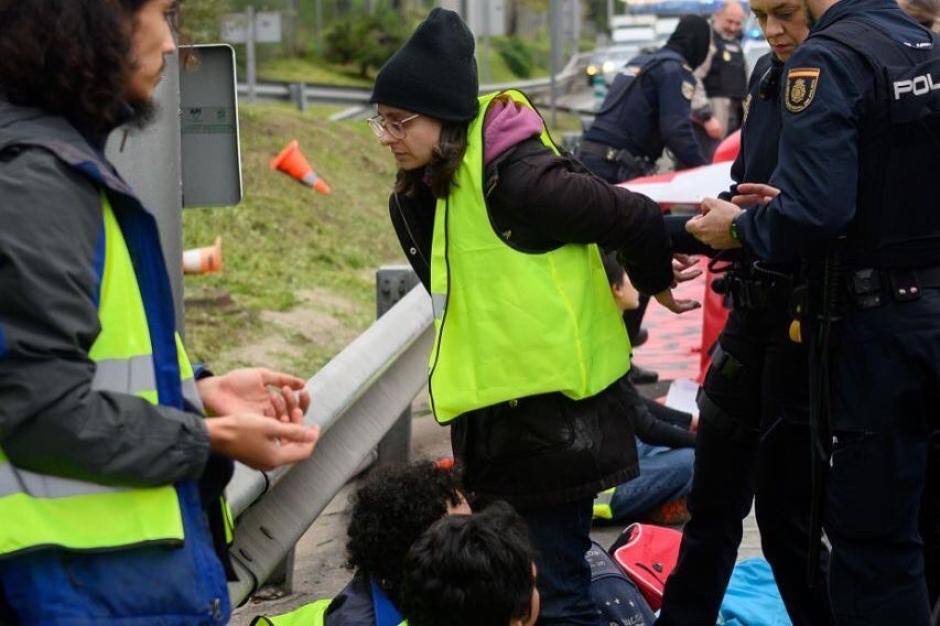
[{"xmin": 393, "ymin": 192, "xmax": 431, "ymax": 272}]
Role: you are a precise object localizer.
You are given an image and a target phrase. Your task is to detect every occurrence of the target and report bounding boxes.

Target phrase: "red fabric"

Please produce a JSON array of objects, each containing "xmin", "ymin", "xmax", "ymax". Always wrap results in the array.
[
  {"xmin": 631, "ymin": 260, "xmax": 705, "ymax": 382},
  {"xmin": 698, "ymin": 268, "xmax": 731, "ymax": 383},
  {"xmin": 612, "ymin": 523, "xmax": 683, "ymax": 610},
  {"xmin": 712, "ymin": 130, "xmax": 741, "ymax": 164}
]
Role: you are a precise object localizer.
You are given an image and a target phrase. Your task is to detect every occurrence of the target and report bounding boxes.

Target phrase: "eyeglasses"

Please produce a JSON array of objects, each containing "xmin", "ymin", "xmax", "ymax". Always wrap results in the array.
[{"xmin": 367, "ymin": 113, "xmax": 420, "ymax": 140}]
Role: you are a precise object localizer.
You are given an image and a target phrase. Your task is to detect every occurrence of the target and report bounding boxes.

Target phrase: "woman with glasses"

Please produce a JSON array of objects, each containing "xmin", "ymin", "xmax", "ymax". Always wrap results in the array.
[{"xmin": 369, "ymin": 9, "xmax": 700, "ymax": 625}]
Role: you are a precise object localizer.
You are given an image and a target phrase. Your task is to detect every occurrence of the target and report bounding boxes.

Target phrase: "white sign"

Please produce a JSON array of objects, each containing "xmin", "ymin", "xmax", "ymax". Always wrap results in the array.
[
  {"xmin": 466, "ymin": 0, "xmax": 506, "ymax": 37},
  {"xmin": 221, "ymin": 11, "xmax": 282, "ymax": 44},
  {"xmin": 254, "ymin": 12, "xmax": 283, "ymax": 43}
]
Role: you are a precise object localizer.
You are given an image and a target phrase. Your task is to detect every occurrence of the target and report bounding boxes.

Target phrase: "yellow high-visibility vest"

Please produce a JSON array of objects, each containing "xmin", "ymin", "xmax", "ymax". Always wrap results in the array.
[
  {"xmin": 428, "ymin": 90, "xmax": 631, "ymax": 422},
  {"xmin": 0, "ymin": 194, "xmax": 207, "ymax": 557}
]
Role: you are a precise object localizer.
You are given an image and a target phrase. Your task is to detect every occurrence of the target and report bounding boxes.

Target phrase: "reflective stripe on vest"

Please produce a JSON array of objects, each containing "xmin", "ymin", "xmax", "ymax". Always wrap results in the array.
[
  {"xmin": 593, "ymin": 487, "xmax": 616, "ymax": 520},
  {"xmin": 251, "ymin": 599, "xmax": 333, "ymax": 626},
  {"xmin": 252, "ymin": 598, "xmax": 408, "ymax": 626},
  {"xmin": 427, "ymin": 90, "xmax": 631, "ymax": 422},
  {"xmin": 0, "ymin": 194, "xmax": 188, "ymax": 557}
]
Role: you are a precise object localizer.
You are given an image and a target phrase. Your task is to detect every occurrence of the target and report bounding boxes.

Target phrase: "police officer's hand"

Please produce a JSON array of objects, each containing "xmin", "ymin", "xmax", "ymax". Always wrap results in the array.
[
  {"xmin": 673, "ymin": 254, "xmax": 703, "ymax": 283},
  {"xmin": 703, "ymin": 117, "xmax": 723, "ymax": 139},
  {"xmin": 654, "ymin": 289, "xmax": 701, "ymax": 314},
  {"xmin": 686, "ymin": 198, "xmax": 743, "ymax": 250},
  {"xmin": 731, "ymin": 182, "xmax": 780, "ymax": 207},
  {"xmin": 198, "ymin": 368, "xmax": 310, "ymax": 424},
  {"xmin": 206, "ymin": 413, "xmax": 320, "ymax": 471}
]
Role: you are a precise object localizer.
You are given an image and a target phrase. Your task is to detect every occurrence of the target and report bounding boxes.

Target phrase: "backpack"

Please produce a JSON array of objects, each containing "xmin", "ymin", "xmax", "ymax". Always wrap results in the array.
[
  {"xmin": 610, "ymin": 523, "xmax": 683, "ymax": 610},
  {"xmin": 587, "ymin": 541, "xmax": 657, "ymax": 626}
]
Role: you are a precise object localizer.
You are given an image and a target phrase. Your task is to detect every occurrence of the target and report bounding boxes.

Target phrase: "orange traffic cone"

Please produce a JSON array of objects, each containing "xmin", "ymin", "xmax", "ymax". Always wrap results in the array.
[
  {"xmin": 270, "ymin": 140, "xmax": 331, "ymax": 194},
  {"xmin": 183, "ymin": 237, "xmax": 223, "ymax": 275}
]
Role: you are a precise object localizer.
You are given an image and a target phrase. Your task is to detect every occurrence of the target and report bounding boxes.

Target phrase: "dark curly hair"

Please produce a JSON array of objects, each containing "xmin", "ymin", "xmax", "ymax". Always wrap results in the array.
[
  {"xmin": 345, "ymin": 461, "xmax": 464, "ymax": 606},
  {"xmin": 400, "ymin": 501, "xmax": 537, "ymax": 626},
  {"xmin": 0, "ymin": 0, "xmax": 163, "ymax": 136}
]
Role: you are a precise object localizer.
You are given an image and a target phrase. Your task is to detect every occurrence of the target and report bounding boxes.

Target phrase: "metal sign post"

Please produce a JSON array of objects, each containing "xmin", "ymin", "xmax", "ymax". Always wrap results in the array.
[
  {"xmin": 221, "ymin": 8, "xmax": 283, "ymax": 104},
  {"xmin": 105, "ymin": 55, "xmax": 185, "ymax": 331},
  {"xmin": 246, "ymin": 6, "xmax": 256, "ymax": 103},
  {"xmin": 549, "ymin": 0, "xmax": 561, "ymax": 128}
]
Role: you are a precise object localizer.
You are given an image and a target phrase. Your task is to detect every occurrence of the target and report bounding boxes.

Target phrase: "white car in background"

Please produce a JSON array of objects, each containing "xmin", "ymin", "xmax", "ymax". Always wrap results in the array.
[{"xmin": 584, "ymin": 44, "xmax": 644, "ymax": 86}]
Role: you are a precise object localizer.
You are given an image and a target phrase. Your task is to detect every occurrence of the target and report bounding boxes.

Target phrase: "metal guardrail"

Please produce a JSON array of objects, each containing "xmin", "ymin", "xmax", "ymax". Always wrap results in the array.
[{"xmin": 225, "ymin": 280, "xmax": 433, "ymax": 604}]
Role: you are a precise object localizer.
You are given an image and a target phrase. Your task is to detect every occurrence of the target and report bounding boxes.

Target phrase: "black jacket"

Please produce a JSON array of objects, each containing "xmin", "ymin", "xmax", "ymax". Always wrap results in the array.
[{"xmin": 389, "ymin": 138, "xmax": 675, "ymax": 508}]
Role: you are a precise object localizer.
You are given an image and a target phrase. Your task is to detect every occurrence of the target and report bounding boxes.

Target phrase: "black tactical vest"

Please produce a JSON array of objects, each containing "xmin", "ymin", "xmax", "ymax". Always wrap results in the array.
[
  {"xmin": 703, "ymin": 34, "xmax": 748, "ymax": 100},
  {"xmin": 817, "ymin": 19, "xmax": 940, "ymax": 269},
  {"xmin": 585, "ymin": 53, "xmax": 676, "ymax": 152}
]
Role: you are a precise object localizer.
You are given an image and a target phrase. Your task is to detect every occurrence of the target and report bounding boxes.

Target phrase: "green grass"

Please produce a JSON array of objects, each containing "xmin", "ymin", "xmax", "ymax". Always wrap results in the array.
[{"xmin": 182, "ymin": 103, "xmax": 400, "ymax": 374}]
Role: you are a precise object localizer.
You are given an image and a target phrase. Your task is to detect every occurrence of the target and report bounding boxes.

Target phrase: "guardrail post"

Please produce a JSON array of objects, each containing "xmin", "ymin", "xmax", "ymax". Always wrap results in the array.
[
  {"xmin": 375, "ymin": 265, "xmax": 421, "ymax": 468},
  {"xmin": 289, "ymin": 82, "xmax": 307, "ymax": 112},
  {"xmin": 264, "ymin": 548, "xmax": 295, "ymax": 593}
]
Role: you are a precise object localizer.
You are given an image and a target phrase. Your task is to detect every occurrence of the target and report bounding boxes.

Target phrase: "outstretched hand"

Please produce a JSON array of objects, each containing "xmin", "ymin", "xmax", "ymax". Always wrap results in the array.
[
  {"xmin": 198, "ymin": 368, "xmax": 310, "ymax": 424},
  {"xmin": 654, "ymin": 289, "xmax": 701, "ymax": 314},
  {"xmin": 672, "ymin": 254, "xmax": 703, "ymax": 284},
  {"xmin": 686, "ymin": 197, "xmax": 743, "ymax": 250},
  {"xmin": 206, "ymin": 413, "xmax": 319, "ymax": 471},
  {"xmin": 732, "ymin": 182, "xmax": 780, "ymax": 207}
]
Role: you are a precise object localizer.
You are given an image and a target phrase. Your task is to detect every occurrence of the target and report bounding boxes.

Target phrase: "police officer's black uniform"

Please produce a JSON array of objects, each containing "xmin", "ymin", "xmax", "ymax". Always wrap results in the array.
[
  {"xmin": 734, "ymin": 1, "xmax": 940, "ymax": 623},
  {"xmin": 655, "ymin": 53, "xmax": 833, "ymax": 626},
  {"xmin": 578, "ymin": 15, "xmax": 710, "ymax": 185},
  {"xmin": 701, "ymin": 31, "xmax": 749, "ymax": 130}
]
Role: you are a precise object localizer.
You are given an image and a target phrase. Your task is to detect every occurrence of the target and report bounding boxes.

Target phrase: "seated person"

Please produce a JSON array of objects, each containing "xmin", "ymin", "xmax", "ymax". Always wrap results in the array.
[
  {"xmin": 594, "ymin": 253, "xmax": 697, "ymax": 525},
  {"xmin": 252, "ymin": 461, "xmax": 468, "ymax": 626},
  {"xmin": 400, "ymin": 501, "xmax": 539, "ymax": 626}
]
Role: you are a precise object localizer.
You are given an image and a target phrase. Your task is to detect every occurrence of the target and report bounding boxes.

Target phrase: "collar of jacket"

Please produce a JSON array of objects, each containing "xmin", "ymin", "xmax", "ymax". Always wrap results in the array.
[{"xmin": 0, "ymin": 99, "xmax": 139, "ymax": 203}]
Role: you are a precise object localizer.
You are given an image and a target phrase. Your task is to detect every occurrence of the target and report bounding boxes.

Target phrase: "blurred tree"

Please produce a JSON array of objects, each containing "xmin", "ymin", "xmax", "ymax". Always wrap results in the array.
[
  {"xmin": 181, "ymin": 0, "xmax": 232, "ymax": 44},
  {"xmin": 324, "ymin": 9, "xmax": 408, "ymax": 76}
]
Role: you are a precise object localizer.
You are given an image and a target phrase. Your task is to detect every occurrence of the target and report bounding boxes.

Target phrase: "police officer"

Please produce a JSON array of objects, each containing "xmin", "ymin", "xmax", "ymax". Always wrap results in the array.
[
  {"xmin": 655, "ymin": 3, "xmax": 833, "ymax": 625},
  {"xmin": 696, "ymin": 1, "xmax": 749, "ymax": 153},
  {"xmin": 578, "ymin": 14, "xmax": 711, "ymax": 185},
  {"xmin": 689, "ymin": 0, "xmax": 940, "ymax": 623}
]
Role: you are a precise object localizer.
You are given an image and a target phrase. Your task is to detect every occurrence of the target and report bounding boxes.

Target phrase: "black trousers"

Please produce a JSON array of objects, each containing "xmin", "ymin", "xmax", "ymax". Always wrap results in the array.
[
  {"xmin": 656, "ymin": 303, "xmax": 833, "ymax": 626},
  {"xmin": 822, "ymin": 290, "xmax": 940, "ymax": 625}
]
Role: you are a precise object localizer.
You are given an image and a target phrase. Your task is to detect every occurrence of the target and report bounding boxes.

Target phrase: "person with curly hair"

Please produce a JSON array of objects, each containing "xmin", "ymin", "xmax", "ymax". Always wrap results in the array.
[
  {"xmin": 252, "ymin": 462, "xmax": 468, "ymax": 626},
  {"xmin": 0, "ymin": 1, "xmax": 319, "ymax": 624},
  {"xmin": 400, "ymin": 501, "xmax": 540, "ymax": 626}
]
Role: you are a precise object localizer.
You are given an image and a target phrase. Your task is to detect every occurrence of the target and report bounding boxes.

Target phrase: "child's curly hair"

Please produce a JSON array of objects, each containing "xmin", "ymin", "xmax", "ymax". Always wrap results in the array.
[{"xmin": 345, "ymin": 461, "xmax": 464, "ymax": 606}]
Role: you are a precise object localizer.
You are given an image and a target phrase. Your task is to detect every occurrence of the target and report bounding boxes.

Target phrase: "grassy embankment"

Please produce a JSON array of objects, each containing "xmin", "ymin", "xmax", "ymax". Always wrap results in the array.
[
  {"xmin": 182, "ymin": 102, "xmax": 400, "ymax": 377},
  {"xmin": 182, "ymin": 101, "xmax": 582, "ymax": 379}
]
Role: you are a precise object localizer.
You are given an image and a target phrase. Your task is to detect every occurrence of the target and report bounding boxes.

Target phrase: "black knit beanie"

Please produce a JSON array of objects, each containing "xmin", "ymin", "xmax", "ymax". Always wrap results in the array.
[
  {"xmin": 665, "ymin": 14, "xmax": 712, "ymax": 69},
  {"xmin": 370, "ymin": 8, "xmax": 479, "ymax": 122}
]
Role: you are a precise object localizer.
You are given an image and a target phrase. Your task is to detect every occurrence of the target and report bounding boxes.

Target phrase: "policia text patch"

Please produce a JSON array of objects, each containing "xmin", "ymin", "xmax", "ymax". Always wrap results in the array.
[{"xmin": 785, "ymin": 67, "xmax": 821, "ymax": 113}]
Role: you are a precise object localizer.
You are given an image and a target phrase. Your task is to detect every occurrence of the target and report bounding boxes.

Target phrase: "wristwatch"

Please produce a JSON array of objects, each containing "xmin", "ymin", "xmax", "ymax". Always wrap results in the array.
[{"xmin": 729, "ymin": 213, "xmax": 741, "ymax": 242}]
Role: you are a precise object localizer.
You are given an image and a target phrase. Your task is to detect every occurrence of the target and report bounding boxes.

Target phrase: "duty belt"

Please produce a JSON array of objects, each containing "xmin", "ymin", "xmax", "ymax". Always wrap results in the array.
[
  {"xmin": 715, "ymin": 262, "xmax": 794, "ymax": 311},
  {"xmin": 579, "ymin": 139, "xmax": 654, "ymax": 175},
  {"xmin": 846, "ymin": 265, "xmax": 940, "ymax": 309}
]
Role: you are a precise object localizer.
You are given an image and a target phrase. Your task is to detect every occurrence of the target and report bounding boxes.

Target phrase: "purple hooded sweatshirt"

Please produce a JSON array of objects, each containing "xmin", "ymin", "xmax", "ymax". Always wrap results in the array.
[{"xmin": 482, "ymin": 97, "xmax": 544, "ymax": 166}]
